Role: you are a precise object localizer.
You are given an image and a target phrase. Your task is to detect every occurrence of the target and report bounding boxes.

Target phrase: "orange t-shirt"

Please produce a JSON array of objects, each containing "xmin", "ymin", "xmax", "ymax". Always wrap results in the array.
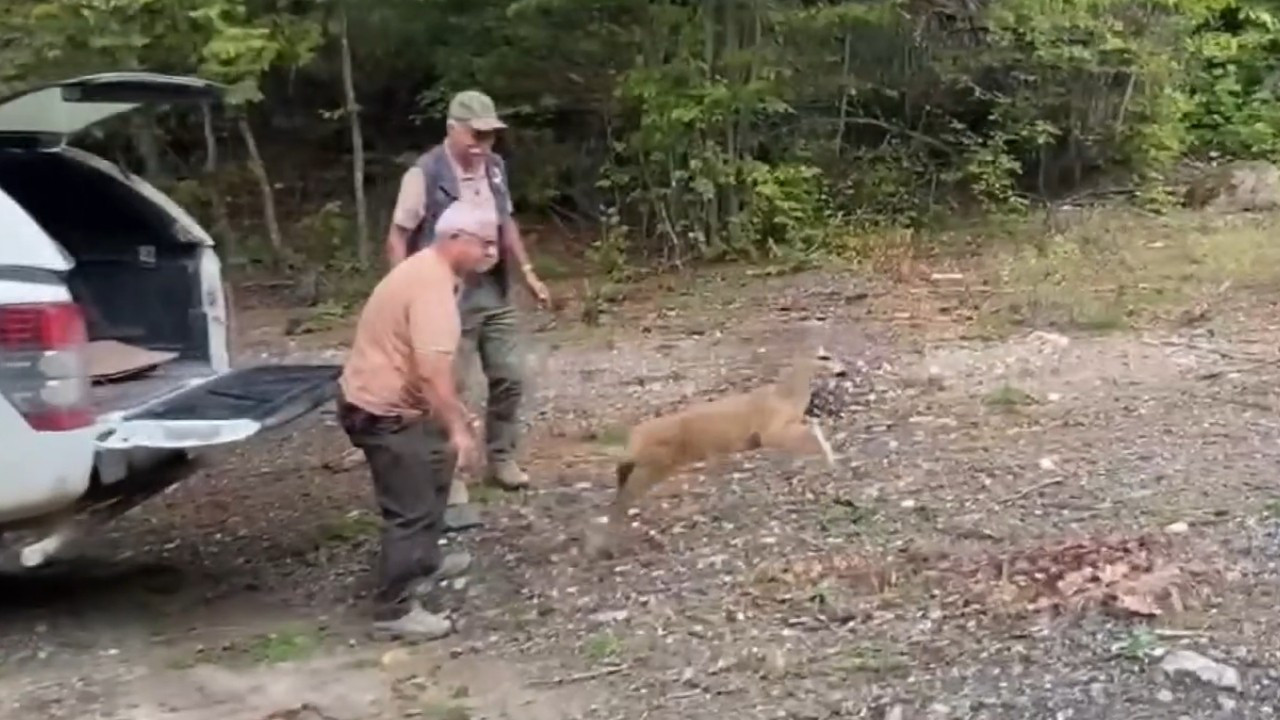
[{"xmin": 339, "ymin": 247, "xmax": 461, "ymax": 418}]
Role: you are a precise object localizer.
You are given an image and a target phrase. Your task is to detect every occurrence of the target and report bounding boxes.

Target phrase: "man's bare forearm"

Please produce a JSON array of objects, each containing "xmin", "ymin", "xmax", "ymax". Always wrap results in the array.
[
  {"xmin": 418, "ymin": 358, "xmax": 472, "ymax": 438},
  {"xmin": 502, "ymin": 217, "xmax": 533, "ymax": 271},
  {"xmin": 386, "ymin": 225, "xmax": 411, "ymax": 268}
]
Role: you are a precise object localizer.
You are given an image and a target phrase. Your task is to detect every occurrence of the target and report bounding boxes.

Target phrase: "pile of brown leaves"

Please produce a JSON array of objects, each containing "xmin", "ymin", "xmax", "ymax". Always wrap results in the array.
[
  {"xmin": 748, "ymin": 535, "xmax": 1223, "ymax": 621},
  {"xmin": 749, "ymin": 551, "xmax": 904, "ymax": 600},
  {"xmin": 948, "ymin": 534, "xmax": 1203, "ymax": 619}
]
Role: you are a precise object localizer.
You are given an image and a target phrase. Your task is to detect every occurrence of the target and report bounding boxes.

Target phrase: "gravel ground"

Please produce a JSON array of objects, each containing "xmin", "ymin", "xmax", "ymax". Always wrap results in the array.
[{"xmin": 3, "ymin": 267, "xmax": 1280, "ymax": 720}]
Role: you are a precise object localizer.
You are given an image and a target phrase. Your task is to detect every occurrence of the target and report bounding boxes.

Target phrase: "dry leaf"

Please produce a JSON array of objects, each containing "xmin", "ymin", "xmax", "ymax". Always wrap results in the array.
[
  {"xmin": 1057, "ymin": 567, "xmax": 1094, "ymax": 596},
  {"xmin": 1098, "ymin": 562, "xmax": 1133, "ymax": 585},
  {"xmin": 1113, "ymin": 592, "xmax": 1162, "ymax": 617}
]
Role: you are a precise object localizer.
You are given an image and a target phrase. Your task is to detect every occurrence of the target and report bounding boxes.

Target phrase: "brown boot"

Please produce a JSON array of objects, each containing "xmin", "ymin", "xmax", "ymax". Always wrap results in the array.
[{"xmin": 484, "ymin": 460, "xmax": 530, "ymax": 491}]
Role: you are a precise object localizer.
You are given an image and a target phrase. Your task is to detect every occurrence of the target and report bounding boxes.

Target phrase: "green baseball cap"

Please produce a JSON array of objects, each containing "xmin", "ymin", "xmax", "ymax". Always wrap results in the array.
[{"xmin": 448, "ymin": 90, "xmax": 507, "ymax": 131}]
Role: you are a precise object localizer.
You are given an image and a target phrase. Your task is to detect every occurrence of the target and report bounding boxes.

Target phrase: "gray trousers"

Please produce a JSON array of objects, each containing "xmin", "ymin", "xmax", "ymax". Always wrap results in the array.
[{"xmin": 337, "ymin": 398, "xmax": 453, "ymax": 620}]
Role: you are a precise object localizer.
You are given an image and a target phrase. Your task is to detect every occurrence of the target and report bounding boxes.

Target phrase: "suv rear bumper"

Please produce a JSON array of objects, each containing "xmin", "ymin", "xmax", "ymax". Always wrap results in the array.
[{"xmin": 0, "ymin": 399, "xmax": 94, "ymax": 524}]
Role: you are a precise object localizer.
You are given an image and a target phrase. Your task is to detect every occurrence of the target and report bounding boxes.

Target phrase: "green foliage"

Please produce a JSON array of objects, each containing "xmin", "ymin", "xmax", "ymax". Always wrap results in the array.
[
  {"xmin": 0, "ymin": 0, "xmax": 321, "ymax": 100},
  {"xmin": 190, "ymin": 1, "xmax": 323, "ymax": 104},
  {"xmin": 7, "ymin": 0, "xmax": 1280, "ymax": 272},
  {"xmin": 740, "ymin": 161, "xmax": 840, "ymax": 260},
  {"xmin": 1184, "ymin": 3, "xmax": 1280, "ymax": 159}
]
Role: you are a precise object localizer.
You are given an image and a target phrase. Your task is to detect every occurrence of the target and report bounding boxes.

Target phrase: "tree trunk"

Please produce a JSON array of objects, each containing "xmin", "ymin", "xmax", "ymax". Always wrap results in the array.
[
  {"xmin": 723, "ymin": 0, "xmax": 742, "ymax": 251},
  {"xmin": 339, "ymin": 5, "xmax": 371, "ymax": 265},
  {"xmin": 702, "ymin": 0, "xmax": 720, "ymax": 253},
  {"xmin": 836, "ymin": 32, "xmax": 852, "ymax": 158},
  {"xmin": 202, "ymin": 103, "xmax": 237, "ymax": 259},
  {"xmin": 236, "ymin": 114, "xmax": 286, "ymax": 260}
]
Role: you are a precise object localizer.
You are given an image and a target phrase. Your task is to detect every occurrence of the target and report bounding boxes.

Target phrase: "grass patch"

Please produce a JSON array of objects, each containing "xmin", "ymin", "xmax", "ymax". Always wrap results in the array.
[
  {"xmin": 818, "ymin": 498, "xmax": 882, "ymax": 538},
  {"xmin": 832, "ymin": 644, "xmax": 912, "ymax": 675},
  {"xmin": 1115, "ymin": 627, "xmax": 1161, "ymax": 662},
  {"xmin": 421, "ymin": 701, "xmax": 472, "ymax": 720},
  {"xmin": 319, "ymin": 510, "xmax": 381, "ymax": 545},
  {"xmin": 582, "ymin": 630, "xmax": 623, "ymax": 664},
  {"xmin": 172, "ymin": 624, "xmax": 327, "ymax": 669},
  {"xmin": 983, "ymin": 383, "xmax": 1039, "ymax": 410},
  {"xmin": 240, "ymin": 626, "xmax": 324, "ymax": 664},
  {"xmin": 467, "ymin": 483, "xmax": 507, "ymax": 506},
  {"xmin": 592, "ymin": 423, "xmax": 630, "ymax": 448},
  {"xmin": 974, "ymin": 209, "xmax": 1280, "ymax": 335}
]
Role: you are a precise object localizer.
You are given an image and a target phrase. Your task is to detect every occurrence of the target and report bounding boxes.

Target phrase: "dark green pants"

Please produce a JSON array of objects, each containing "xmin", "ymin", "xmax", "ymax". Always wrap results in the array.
[{"xmin": 457, "ymin": 302, "xmax": 524, "ymax": 464}]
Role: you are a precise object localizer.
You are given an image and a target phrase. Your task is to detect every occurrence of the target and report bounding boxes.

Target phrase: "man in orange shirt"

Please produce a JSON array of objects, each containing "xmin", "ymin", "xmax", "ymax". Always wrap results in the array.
[{"xmin": 337, "ymin": 201, "xmax": 499, "ymax": 641}]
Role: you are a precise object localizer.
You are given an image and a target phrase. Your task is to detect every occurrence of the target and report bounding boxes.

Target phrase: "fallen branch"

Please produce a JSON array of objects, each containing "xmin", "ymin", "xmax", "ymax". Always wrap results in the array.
[
  {"xmin": 526, "ymin": 664, "xmax": 628, "ymax": 687},
  {"xmin": 1193, "ymin": 393, "xmax": 1280, "ymax": 414},
  {"xmin": 1153, "ymin": 628, "xmax": 1210, "ymax": 638},
  {"xmin": 1141, "ymin": 338, "xmax": 1268, "ymax": 363},
  {"xmin": 1196, "ymin": 356, "xmax": 1280, "ymax": 380},
  {"xmin": 999, "ymin": 477, "xmax": 1065, "ymax": 505}
]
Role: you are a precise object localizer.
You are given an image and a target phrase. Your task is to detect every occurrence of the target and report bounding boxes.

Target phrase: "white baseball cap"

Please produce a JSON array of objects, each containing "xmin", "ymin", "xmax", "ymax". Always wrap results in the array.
[{"xmin": 434, "ymin": 201, "xmax": 498, "ymax": 242}]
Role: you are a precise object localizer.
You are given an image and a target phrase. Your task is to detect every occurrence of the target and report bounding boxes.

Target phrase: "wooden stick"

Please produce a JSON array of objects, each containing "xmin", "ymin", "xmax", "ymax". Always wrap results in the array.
[
  {"xmin": 526, "ymin": 664, "xmax": 628, "ymax": 687},
  {"xmin": 999, "ymin": 477, "xmax": 1065, "ymax": 504}
]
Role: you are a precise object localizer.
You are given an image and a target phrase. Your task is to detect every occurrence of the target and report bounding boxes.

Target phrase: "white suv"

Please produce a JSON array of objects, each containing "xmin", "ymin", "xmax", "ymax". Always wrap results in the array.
[{"xmin": 0, "ymin": 72, "xmax": 339, "ymax": 568}]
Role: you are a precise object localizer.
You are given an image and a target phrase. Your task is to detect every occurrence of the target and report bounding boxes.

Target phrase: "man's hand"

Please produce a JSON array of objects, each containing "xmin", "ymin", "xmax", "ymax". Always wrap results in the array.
[
  {"xmin": 522, "ymin": 264, "xmax": 551, "ymax": 308},
  {"xmin": 449, "ymin": 426, "xmax": 481, "ymax": 472}
]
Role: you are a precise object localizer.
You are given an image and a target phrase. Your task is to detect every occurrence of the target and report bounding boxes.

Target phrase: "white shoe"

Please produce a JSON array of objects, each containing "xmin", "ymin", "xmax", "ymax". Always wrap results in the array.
[
  {"xmin": 448, "ymin": 480, "xmax": 469, "ymax": 506},
  {"xmin": 370, "ymin": 604, "xmax": 454, "ymax": 642}
]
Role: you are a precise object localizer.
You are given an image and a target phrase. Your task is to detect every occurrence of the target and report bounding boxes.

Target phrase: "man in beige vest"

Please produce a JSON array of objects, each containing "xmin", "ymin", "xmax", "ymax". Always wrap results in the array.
[
  {"xmin": 338, "ymin": 202, "xmax": 499, "ymax": 641},
  {"xmin": 385, "ymin": 90, "xmax": 550, "ymax": 532}
]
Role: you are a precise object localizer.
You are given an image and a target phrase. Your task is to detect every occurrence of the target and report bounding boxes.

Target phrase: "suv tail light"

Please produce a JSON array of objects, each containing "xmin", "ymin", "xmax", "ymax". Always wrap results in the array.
[{"xmin": 0, "ymin": 302, "xmax": 92, "ymax": 431}]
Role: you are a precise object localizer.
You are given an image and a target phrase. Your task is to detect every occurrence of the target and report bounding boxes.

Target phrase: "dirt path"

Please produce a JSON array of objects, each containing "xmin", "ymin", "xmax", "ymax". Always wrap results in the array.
[{"xmin": 5, "ymin": 249, "xmax": 1280, "ymax": 719}]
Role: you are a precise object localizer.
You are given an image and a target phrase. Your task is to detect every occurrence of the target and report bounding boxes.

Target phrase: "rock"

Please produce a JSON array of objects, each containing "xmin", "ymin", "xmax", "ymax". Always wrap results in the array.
[
  {"xmin": 1160, "ymin": 650, "xmax": 1241, "ymax": 691},
  {"xmin": 1029, "ymin": 330, "xmax": 1071, "ymax": 348},
  {"xmin": 380, "ymin": 648, "xmax": 413, "ymax": 669},
  {"xmin": 885, "ymin": 705, "xmax": 906, "ymax": 720},
  {"xmin": 1164, "ymin": 521, "xmax": 1190, "ymax": 535},
  {"xmin": 762, "ymin": 647, "xmax": 788, "ymax": 679},
  {"xmin": 1219, "ymin": 694, "xmax": 1237, "ymax": 712},
  {"xmin": 588, "ymin": 609, "xmax": 630, "ymax": 625},
  {"xmin": 1156, "ymin": 688, "xmax": 1175, "ymax": 703},
  {"xmin": 1185, "ymin": 160, "xmax": 1280, "ymax": 213}
]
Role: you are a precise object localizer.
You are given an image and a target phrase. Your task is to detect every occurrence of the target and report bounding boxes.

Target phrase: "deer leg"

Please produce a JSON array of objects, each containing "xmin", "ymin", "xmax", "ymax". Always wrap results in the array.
[{"xmin": 760, "ymin": 419, "xmax": 837, "ymax": 466}]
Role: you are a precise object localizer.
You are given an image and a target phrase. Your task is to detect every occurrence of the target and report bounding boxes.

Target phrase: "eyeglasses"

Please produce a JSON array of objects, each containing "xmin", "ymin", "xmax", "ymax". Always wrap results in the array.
[{"xmin": 448, "ymin": 230, "xmax": 499, "ymax": 249}]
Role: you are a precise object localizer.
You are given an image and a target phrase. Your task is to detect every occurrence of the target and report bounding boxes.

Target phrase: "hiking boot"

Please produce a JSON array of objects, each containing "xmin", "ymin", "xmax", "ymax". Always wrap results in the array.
[
  {"xmin": 370, "ymin": 604, "xmax": 454, "ymax": 642},
  {"xmin": 484, "ymin": 460, "xmax": 530, "ymax": 491}
]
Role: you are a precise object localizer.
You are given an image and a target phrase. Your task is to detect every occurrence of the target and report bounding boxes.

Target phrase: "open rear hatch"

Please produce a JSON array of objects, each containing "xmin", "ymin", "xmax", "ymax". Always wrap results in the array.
[
  {"xmin": 0, "ymin": 72, "xmax": 341, "ymax": 452},
  {"xmin": 0, "ymin": 71, "xmax": 222, "ymax": 143},
  {"xmin": 96, "ymin": 365, "xmax": 340, "ymax": 451}
]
